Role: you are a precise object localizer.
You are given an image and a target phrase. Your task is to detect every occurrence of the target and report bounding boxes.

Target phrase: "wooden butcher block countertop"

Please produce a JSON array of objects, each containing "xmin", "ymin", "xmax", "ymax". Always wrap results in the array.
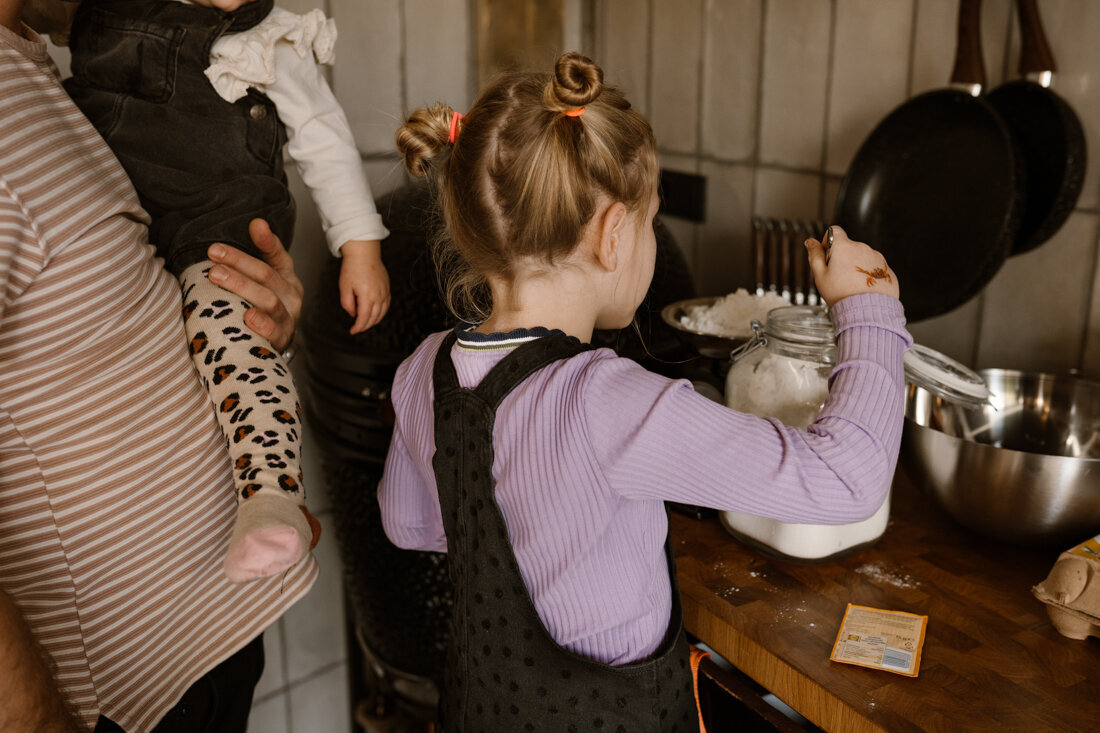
[{"xmin": 670, "ymin": 465, "xmax": 1100, "ymax": 732}]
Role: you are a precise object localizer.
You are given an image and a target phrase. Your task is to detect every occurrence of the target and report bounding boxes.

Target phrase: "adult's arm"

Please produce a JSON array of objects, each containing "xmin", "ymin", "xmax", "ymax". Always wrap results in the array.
[
  {"xmin": 0, "ymin": 591, "xmax": 84, "ymax": 733},
  {"xmin": 206, "ymin": 218, "xmax": 303, "ymax": 351}
]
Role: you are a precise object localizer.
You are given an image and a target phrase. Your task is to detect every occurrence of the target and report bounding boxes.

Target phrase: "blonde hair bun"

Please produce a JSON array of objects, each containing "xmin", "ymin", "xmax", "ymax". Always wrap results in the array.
[
  {"xmin": 393, "ymin": 52, "xmax": 656, "ymax": 322},
  {"xmin": 395, "ymin": 102, "xmax": 455, "ymax": 178},
  {"xmin": 549, "ymin": 52, "xmax": 604, "ymax": 109}
]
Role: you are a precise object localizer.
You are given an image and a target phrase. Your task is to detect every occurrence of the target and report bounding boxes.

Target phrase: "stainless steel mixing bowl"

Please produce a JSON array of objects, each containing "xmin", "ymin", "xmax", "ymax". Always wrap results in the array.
[{"xmin": 901, "ymin": 369, "xmax": 1100, "ymax": 546}]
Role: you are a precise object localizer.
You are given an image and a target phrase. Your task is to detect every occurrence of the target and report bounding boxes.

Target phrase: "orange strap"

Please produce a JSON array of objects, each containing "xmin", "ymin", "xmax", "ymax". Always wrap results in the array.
[{"xmin": 690, "ymin": 645, "xmax": 710, "ymax": 733}]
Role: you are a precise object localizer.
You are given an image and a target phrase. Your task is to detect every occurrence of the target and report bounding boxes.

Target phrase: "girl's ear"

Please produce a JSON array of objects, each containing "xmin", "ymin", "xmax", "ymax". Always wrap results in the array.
[{"xmin": 594, "ymin": 201, "xmax": 628, "ymax": 273}]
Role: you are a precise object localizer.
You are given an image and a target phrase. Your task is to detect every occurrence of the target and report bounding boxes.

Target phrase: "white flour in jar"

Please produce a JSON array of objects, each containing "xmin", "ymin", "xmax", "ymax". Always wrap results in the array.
[
  {"xmin": 679, "ymin": 288, "xmax": 788, "ymax": 339},
  {"xmin": 727, "ymin": 353, "xmax": 829, "ymax": 428}
]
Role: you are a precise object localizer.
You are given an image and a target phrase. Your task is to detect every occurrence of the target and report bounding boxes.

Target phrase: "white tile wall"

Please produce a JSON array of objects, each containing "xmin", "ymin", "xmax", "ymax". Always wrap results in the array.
[
  {"xmin": 1022, "ymin": 0, "xmax": 1100, "ymax": 211},
  {"xmin": 700, "ymin": 0, "xmax": 762, "ymax": 163},
  {"xmin": 404, "ymin": 0, "xmax": 472, "ymax": 112},
  {"xmin": 825, "ymin": 0, "xmax": 912, "ymax": 174},
  {"xmin": 911, "ymin": 0, "xmax": 1012, "ymax": 96},
  {"xmin": 331, "ymin": 0, "xmax": 404, "ymax": 156},
  {"xmin": 753, "ymin": 167, "xmax": 820, "ymax": 221},
  {"xmin": 1088, "ymin": 246, "xmax": 1100, "ymax": 374},
  {"xmin": 698, "ymin": 161, "xmax": 755, "ymax": 296},
  {"xmin": 597, "ymin": 0, "xmax": 652, "ymax": 114},
  {"xmin": 253, "ymin": 625, "xmax": 287, "ymax": 700},
  {"xmin": 248, "ymin": 694, "xmax": 292, "ymax": 733},
  {"xmin": 282, "ymin": 517, "xmax": 348, "ymax": 685},
  {"xmin": 650, "ymin": 0, "xmax": 703, "ymax": 155},
  {"xmin": 977, "ymin": 211, "xmax": 1098, "ymax": 370},
  {"xmin": 659, "ymin": 153, "xmax": 704, "ymax": 282},
  {"xmin": 288, "ymin": 663, "xmax": 353, "ymax": 733},
  {"xmin": 590, "ymin": 0, "xmax": 1100, "ymax": 374},
  {"xmin": 758, "ymin": 0, "xmax": 830, "ymax": 169}
]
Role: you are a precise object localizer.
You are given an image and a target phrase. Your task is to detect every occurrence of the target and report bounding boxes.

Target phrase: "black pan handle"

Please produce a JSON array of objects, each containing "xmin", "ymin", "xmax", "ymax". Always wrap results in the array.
[
  {"xmin": 949, "ymin": 0, "xmax": 986, "ymax": 91},
  {"xmin": 1016, "ymin": 0, "xmax": 1056, "ymax": 78}
]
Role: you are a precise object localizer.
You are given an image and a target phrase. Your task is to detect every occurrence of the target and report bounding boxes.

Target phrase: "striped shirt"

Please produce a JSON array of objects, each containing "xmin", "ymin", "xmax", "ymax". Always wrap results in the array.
[
  {"xmin": 0, "ymin": 24, "xmax": 316, "ymax": 731},
  {"xmin": 380, "ymin": 294, "xmax": 910, "ymax": 665}
]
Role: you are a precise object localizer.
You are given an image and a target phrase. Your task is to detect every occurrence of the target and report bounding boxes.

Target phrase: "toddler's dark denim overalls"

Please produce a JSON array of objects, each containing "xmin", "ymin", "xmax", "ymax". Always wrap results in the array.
[
  {"xmin": 431, "ymin": 330, "xmax": 699, "ymax": 732},
  {"xmin": 64, "ymin": 0, "xmax": 295, "ymax": 275}
]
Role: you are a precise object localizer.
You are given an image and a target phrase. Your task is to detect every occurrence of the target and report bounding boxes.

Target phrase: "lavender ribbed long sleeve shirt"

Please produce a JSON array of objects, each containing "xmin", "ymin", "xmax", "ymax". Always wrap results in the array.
[{"xmin": 379, "ymin": 293, "xmax": 911, "ymax": 665}]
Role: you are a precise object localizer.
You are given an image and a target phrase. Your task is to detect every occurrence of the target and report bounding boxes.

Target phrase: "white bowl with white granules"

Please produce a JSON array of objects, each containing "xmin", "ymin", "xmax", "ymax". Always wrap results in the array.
[{"xmin": 661, "ymin": 289, "xmax": 790, "ymax": 359}]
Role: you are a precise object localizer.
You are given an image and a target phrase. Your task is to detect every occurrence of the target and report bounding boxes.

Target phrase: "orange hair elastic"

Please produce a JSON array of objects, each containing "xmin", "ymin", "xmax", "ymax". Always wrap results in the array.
[
  {"xmin": 449, "ymin": 112, "xmax": 464, "ymax": 143},
  {"xmin": 563, "ymin": 107, "xmax": 585, "ymax": 117}
]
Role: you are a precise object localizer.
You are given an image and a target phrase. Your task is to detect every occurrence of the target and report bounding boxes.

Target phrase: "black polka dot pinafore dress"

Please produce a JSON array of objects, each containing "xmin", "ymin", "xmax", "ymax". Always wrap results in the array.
[{"xmin": 431, "ymin": 331, "xmax": 699, "ymax": 732}]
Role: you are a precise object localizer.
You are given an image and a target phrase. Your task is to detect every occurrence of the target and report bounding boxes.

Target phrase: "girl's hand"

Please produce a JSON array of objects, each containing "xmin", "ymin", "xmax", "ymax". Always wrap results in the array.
[
  {"xmin": 206, "ymin": 219, "xmax": 303, "ymax": 351},
  {"xmin": 804, "ymin": 226, "xmax": 899, "ymax": 306},
  {"xmin": 339, "ymin": 240, "xmax": 390, "ymax": 334}
]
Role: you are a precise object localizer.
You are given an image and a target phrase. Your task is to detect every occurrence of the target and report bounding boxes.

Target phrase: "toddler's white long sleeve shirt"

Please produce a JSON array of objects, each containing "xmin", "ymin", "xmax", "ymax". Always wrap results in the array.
[{"xmin": 194, "ymin": 4, "xmax": 389, "ymax": 254}]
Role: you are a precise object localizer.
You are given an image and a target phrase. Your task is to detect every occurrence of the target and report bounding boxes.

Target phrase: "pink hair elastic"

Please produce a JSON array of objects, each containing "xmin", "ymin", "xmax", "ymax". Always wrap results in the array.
[
  {"xmin": 563, "ymin": 107, "xmax": 585, "ymax": 117},
  {"xmin": 449, "ymin": 112, "xmax": 464, "ymax": 143}
]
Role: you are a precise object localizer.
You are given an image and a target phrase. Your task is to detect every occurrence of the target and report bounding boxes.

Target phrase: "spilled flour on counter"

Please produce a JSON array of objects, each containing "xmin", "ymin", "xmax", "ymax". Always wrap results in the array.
[
  {"xmin": 855, "ymin": 562, "xmax": 919, "ymax": 589},
  {"xmin": 711, "ymin": 560, "xmax": 743, "ymax": 599},
  {"xmin": 768, "ymin": 602, "xmax": 812, "ymax": 624}
]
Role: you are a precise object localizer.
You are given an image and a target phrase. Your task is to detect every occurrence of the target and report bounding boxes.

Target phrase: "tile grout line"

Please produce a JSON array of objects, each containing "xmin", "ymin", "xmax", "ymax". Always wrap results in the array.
[
  {"xmin": 645, "ymin": 0, "xmax": 655, "ymax": 118},
  {"xmin": 279, "ymin": 618, "xmax": 294, "ymax": 733},
  {"xmin": 818, "ymin": 0, "xmax": 837, "ymax": 220},
  {"xmin": 905, "ymin": 0, "xmax": 919, "ymax": 98},
  {"xmin": 1076, "ymin": 220, "xmax": 1100, "ymax": 371},
  {"xmin": 691, "ymin": 0, "xmax": 707, "ymax": 276},
  {"xmin": 748, "ymin": 0, "xmax": 768, "ymax": 221},
  {"xmin": 253, "ymin": 658, "xmax": 351, "ymax": 706}
]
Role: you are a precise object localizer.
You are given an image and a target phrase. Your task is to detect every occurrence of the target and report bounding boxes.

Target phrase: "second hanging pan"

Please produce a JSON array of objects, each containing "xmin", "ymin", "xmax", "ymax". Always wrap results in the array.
[
  {"xmin": 834, "ymin": 0, "xmax": 1020, "ymax": 322},
  {"xmin": 987, "ymin": 0, "xmax": 1087, "ymax": 256}
]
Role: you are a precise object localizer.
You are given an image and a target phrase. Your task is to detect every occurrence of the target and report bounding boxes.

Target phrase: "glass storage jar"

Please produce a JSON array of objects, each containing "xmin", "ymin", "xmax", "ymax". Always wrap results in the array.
[
  {"xmin": 721, "ymin": 304, "xmax": 891, "ymax": 563},
  {"xmin": 724, "ymin": 304, "xmax": 835, "ymax": 425}
]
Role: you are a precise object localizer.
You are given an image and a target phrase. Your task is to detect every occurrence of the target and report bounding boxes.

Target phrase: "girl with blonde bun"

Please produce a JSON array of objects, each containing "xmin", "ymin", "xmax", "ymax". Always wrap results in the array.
[{"xmin": 381, "ymin": 51, "xmax": 908, "ymax": 731}]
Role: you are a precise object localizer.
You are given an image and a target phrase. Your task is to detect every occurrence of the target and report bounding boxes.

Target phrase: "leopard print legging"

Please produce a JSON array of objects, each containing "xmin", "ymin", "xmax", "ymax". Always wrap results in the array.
[{"xmin": 179, "ymin": 262, "xmax": 308, "ymax": 518}]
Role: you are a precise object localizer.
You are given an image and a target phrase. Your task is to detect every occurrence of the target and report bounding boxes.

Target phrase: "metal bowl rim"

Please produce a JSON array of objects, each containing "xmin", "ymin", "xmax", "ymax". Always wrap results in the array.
[{"xmin": 905, "ymin": 368, "xmax": 1100, "ymax": 463}]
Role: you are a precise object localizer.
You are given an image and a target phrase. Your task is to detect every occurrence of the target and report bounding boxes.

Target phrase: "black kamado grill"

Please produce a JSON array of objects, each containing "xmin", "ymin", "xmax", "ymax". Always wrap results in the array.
[{"xmin": 301, "ymin": 179, "xmax": 696, "ymax": 729}]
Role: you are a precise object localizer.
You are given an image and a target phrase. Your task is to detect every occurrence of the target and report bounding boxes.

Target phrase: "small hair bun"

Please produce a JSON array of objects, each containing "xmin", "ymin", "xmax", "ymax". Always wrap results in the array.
[
  {"xmin": 550, "ymin": 52, "xmax": 603, "ymax": 108},
  {"xmin": 395, "ymin": 102, "xmax": 454, "ymax": 178}
]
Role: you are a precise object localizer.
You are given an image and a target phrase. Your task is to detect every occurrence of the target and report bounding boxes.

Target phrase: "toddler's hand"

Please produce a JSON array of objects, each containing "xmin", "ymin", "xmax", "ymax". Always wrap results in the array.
[
  {"xmin": 339, "ymin": 240, "xmax": 390, "ymax": 334},
  {"xmin": 804, "ymin": 226, "xmax": 899, "ymax": 306}
]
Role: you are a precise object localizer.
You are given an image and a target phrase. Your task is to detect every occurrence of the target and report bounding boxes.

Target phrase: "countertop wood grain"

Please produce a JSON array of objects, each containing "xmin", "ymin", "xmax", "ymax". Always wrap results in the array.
[{"xmin": 671, "ymin": 465, "xmax": 1100, "ymax": 732}]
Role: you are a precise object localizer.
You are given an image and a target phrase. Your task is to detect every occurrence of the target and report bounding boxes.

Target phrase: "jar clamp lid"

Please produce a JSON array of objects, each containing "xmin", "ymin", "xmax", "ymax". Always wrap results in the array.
[
  {"xmin": 904, "ymin": 343, "xmax": 990, "ymax": 406},
  {"xmin": 729, "ymin": 305, "xmax": 834, "ymax": 363}
]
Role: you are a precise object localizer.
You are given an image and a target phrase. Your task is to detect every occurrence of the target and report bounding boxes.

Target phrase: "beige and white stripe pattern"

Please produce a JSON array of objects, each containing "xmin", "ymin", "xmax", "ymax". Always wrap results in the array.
[{"xmin": 0, "ymin": 24, "xmax": 316, "ymax": 732}]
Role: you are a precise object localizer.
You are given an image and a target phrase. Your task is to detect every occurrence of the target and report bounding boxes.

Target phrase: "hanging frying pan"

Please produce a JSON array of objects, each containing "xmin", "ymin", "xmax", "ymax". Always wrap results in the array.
[
  {"xmin": 833, "ymin": 0, "xmax": 1020, "ymax": 322},
  {"xmin": 987, "ymin": 0, "xmax": 1086, "ymax": 256}
]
